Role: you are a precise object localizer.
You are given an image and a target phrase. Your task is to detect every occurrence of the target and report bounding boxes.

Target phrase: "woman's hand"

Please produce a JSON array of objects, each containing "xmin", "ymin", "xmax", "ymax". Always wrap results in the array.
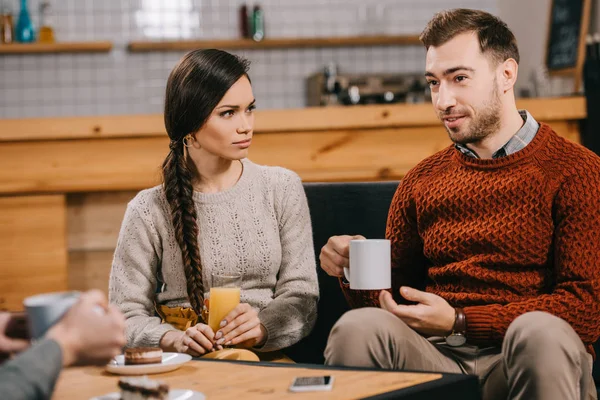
[
  {"xmin": 160, "ymin": 323, "xmax": 216, "ymax": 356},
  {"xmin": 214, "ymin": 303, "xmax": 267, "ymax": 348}
]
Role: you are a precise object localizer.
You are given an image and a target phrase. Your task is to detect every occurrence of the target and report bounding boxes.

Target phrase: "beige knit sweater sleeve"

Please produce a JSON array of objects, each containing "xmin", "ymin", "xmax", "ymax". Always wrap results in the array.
[
  {"xmin": 258, "ymin": 171, "xmax": 319, "ymax": 351},
  {"xmin": 109, "ymin": 203, "xmax": 177, "ymax": 348}
]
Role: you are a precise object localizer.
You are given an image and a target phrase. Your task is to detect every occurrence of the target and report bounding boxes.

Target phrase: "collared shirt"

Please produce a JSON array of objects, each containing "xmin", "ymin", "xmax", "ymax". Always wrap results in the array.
[{"xmin": 455, "ymin": 110, "xmax": 540, "ymax": 159}]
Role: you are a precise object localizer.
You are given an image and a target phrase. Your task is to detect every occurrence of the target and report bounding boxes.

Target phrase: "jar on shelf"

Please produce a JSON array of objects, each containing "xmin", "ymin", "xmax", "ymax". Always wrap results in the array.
[
  {"xmin": 38, "ymin": 0, "xmax": 55, "ymax": 43},
  {"xmin": 0, "ymin": 1, "xmax": 15, "ymax": 44}
]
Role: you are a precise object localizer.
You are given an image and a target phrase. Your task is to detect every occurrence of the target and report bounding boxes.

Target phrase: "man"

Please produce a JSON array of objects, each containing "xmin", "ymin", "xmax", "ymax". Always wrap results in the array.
[
  {"xmin": 320, "ymin": 8, "xmax": 600, "ymax": 400},
  {"xmin": 0, "ymin": 290, "xmax": 126, "ymax": 399}
]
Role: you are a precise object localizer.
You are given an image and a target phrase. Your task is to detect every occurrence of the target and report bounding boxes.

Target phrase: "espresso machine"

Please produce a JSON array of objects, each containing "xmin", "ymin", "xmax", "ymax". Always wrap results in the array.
[{"xmin": 306, "ymin": 64, "xmax": 431, "ymax": 107}]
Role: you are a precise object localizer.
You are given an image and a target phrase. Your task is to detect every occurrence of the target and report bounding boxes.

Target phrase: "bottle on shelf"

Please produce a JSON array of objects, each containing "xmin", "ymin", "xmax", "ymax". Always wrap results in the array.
[
  {"xmin": 15, "ymin": 0, "xmax": 35, "ymax": 43},
  {"xmin": 251, "ymin": 4, "xmax": 265, "ymax": 42},
  {"xmin": 38, "ymin": 0, "xmax": 55, "ymax": 43},
  {"xmin": 239, "ymin": 2, "xmax": 250, "ymax": 39},
  {"xmin": 0, "ymin": 1, "xmax": 15, "ymax": 44}
]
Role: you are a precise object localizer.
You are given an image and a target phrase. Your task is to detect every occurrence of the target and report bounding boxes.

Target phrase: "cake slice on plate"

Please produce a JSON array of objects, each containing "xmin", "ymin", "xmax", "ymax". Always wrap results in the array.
[
  {"xmin": 124, "ymin": 347, "xmax": 163, "ymax": 365},
  {"xmin": 118, "ymin": 376, "xmax": 169, "ymax": 400}
]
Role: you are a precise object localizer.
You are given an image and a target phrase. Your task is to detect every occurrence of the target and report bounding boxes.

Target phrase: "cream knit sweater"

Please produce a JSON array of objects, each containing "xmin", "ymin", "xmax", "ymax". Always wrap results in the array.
[{"xmin": 109, "ymin": 159, "xmax": 319, "ymax": 352}]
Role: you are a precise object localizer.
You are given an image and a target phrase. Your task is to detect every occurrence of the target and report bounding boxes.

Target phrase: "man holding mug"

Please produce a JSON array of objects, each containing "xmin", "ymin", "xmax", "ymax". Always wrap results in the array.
[
  {"xmin": 320, "ymin": 8, "xmax": 600, "ymax": 400},
  {"xmin": 0, "ymin": 290, "xmax": 126, "ymax": 399}
]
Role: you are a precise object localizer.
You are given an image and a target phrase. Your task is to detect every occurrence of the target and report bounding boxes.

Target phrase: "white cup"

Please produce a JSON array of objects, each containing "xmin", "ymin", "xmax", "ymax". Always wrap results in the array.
[
  {"xmin": 23, "ymin": 291, "xmax": 80, "ymax": 339},
  {"xmin": 345, "ymin": 239, "xmax": 391, "ymax": 290}
]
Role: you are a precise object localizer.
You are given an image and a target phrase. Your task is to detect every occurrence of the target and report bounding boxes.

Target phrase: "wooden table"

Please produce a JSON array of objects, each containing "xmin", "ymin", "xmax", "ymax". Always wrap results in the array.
[{"xmin": 52, "ymin": 359, "xmax": 480, "ymax": 400}]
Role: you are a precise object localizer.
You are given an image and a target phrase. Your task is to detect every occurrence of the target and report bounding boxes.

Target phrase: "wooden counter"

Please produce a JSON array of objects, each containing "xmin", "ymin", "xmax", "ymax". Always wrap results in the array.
[
  {"xmin": 0, "ymin": 96, "xmax": 585, "ymax": 192},
  {"xmin": 0, "ymin": 97, "xmax": 587, "ymax": 310}
]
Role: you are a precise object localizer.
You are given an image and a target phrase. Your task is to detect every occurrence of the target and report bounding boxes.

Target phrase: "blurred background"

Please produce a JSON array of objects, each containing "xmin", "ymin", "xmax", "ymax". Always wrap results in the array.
[{"xmin": 0, "ymin": 0, "xmax": 596, "ymax": 118}]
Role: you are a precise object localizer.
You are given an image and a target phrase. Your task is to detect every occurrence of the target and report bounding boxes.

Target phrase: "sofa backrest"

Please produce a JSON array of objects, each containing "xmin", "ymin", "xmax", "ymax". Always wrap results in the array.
[{"xmin": 284, "ymin": 181, "xmax": 399, "ymax": 364}]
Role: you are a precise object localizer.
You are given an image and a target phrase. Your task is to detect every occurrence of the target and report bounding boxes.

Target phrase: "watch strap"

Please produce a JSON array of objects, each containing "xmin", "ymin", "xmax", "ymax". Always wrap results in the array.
[{"xmin": 453, "ymin": 307, "xmax": 466, "ymax": 335}]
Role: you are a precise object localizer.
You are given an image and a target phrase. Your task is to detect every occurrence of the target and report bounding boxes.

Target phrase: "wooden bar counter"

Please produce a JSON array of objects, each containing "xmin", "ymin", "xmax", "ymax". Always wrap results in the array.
[{"xmin": 0, "ymin": 97, "xmax": 587, "ymax": 310}]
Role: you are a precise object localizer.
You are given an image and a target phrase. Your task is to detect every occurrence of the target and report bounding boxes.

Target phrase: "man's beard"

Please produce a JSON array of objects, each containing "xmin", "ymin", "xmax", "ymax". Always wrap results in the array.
[{"xmin": 441, "ymin": 84, "xmax": 502, "ymax": 145}]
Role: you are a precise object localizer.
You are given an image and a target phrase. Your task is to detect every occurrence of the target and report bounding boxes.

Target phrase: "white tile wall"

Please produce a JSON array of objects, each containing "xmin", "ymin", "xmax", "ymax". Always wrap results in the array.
[{"xmin": 0, "ymin": 0, "xmax": 496, "ymax": 118}]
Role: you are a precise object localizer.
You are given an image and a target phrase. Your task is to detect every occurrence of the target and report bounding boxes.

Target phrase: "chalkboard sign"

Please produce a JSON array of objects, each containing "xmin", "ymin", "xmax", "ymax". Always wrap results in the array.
[{"xmin": 546, "ymin": 0, "xmax": 588, "ymax": 71}]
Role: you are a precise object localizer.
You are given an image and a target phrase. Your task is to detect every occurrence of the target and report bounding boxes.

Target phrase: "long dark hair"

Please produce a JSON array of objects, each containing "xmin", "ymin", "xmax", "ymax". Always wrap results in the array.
[{"xmin": 162, "ymin": 49, "xmax": 250, "ymax": 318}]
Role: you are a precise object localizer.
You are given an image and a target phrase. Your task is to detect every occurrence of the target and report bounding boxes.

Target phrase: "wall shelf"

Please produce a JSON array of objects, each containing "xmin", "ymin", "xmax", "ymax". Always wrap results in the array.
[
  {"xmin": 128, "ymin": 35, "xmax": 421, "ymax": 52},
  {"xmin": 0, "ymin": 41, "xmax": 113, "ymax": 55}
]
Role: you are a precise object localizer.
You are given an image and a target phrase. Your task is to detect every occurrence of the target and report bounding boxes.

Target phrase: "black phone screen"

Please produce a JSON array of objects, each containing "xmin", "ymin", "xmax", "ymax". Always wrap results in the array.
[{"xmin": 292, "ymin": 376, "xmax": 332, "ymax": 386}]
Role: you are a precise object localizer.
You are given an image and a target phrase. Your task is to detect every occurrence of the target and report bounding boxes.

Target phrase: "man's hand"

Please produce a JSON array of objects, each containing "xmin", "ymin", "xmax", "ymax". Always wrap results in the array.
[
  {"xmin": 319, "ymin": 235, "xmax": 366, "ymax": 277},
  {"xmin": 46, "ymin": 290, "xmax": 126, "ymax": 367},
  {"xmin": 0, "ymin": 312, "xmax": 30, "ymax": 361},
  {"xmin": 379, "ymin": 286, "xmax": 456, "ymax": 337}
]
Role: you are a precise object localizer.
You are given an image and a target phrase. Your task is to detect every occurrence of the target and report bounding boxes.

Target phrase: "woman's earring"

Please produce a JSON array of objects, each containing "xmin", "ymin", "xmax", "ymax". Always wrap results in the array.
[{"xmin": 183, "ymin": 135, "xmax": 194, "ymax": 148}]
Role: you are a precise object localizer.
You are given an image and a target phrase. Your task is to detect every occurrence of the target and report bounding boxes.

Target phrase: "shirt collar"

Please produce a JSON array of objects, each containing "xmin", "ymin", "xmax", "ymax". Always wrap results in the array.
[{"xmin": 455, "ymin": 110, "xmax": 540, "ymax": 159}]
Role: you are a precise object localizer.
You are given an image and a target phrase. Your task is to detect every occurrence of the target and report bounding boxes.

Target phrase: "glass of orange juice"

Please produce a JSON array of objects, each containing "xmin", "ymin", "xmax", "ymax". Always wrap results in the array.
[{"xmin": 207, "ymin": 272, "xmax": 241, "ymax": 335}]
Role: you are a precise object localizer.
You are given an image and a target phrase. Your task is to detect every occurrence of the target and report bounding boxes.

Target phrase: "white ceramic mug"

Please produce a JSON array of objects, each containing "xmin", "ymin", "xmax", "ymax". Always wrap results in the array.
[
  {"xmin": 345, "ymin": 239, "xmax": 391, "ymax": 290},
  {"xmin": 23, "ymin": 291, "xmax": 80, "ymax": 339}
]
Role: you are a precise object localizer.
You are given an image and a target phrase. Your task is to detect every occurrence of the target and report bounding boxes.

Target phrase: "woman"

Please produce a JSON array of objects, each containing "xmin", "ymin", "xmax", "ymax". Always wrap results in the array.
[{"xmin": 109, "ymin": 49, "xmax": 318, "ymax": 356}]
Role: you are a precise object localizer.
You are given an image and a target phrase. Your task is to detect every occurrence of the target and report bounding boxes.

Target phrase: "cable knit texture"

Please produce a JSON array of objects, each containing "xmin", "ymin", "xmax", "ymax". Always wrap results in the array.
[
  {"xmin": 109, "ymin": 159, "xmax": 319, "ymax": 352},
  {"xmin": 341, "ymin": 124, "xmax": 600, "ymax": 354}
]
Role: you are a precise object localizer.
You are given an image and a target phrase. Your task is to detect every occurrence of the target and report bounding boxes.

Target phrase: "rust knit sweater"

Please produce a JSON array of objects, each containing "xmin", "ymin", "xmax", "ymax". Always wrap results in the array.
[{"xmin": 342, "ymin": 123, "xmax": 600, "ymax": 353}]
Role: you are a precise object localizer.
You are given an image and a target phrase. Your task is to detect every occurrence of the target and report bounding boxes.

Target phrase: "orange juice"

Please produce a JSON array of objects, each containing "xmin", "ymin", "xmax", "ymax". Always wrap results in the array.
[{"xmin": 208, "ymin": 287, "xmax": 240, "ymax": 332}]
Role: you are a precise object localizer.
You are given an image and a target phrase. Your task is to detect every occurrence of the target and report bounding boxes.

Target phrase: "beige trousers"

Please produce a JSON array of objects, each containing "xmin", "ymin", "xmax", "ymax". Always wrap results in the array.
[{"xmin": 325, "ymin": 308, "xmax": 596, "ymax": 400}]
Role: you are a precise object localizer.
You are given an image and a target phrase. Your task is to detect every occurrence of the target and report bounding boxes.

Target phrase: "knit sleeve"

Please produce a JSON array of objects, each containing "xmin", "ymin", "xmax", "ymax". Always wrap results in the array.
[
  {"xmin": 464, "ymin": 164, "xmax": 600, "ymax": 347},
  {"xmin": 0, "ymin": 339, "xmax": 62, "ymax": 400},
  {"xmin": 256, "ymin": 171, "xmax": 319, "ymax": 352},
  {"xmin": 109, "ymin": 198, "xmax": 177, "ymax": 348},
  {"xmin": 340, "ymin": 172, "xmax": 429, "ymax": 309}
]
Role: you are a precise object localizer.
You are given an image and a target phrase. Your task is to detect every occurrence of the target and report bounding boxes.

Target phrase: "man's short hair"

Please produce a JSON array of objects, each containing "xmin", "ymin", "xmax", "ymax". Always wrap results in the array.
[{"xmin": 420, "ymin": 8, "xmax": 520, "ymax": 65}]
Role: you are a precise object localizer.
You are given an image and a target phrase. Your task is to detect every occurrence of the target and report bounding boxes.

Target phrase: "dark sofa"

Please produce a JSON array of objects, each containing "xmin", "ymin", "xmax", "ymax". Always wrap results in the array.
[
  {"xmin": 284, "ymin": 181, "xmax": 600, "ymax": 396},
  {"xmin": 285, "ymin": 181, "xmax": 398, "ymax": 364}
]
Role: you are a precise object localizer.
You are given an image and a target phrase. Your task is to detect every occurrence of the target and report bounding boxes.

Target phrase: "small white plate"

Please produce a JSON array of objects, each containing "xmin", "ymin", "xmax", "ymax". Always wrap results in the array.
[
  {"xmin": 105, "ymin": 352, "xmax": 192, "ymax": 375},
  {"xmin": 91, "ymin": 389, "xmax": 205, "ymax": 400}
]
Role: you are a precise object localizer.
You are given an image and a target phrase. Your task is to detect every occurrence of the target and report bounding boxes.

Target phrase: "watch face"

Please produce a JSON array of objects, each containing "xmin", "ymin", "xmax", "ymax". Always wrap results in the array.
[{"xmin": 446, "ymin": 334, "xmax": 466, "ymax": 347}]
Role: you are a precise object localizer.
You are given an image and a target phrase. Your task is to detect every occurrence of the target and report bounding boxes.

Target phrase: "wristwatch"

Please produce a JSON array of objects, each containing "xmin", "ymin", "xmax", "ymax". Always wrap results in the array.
[{"xmin": 446, "ymin": 307, "xmax": 467, "ymax": 347}]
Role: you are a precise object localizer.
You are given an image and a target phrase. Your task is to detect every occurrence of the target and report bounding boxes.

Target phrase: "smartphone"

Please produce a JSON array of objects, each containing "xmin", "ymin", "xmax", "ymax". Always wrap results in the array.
[{"xmin": 289, "ymin": 375, "xmax": 334, "ymax": 392}]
